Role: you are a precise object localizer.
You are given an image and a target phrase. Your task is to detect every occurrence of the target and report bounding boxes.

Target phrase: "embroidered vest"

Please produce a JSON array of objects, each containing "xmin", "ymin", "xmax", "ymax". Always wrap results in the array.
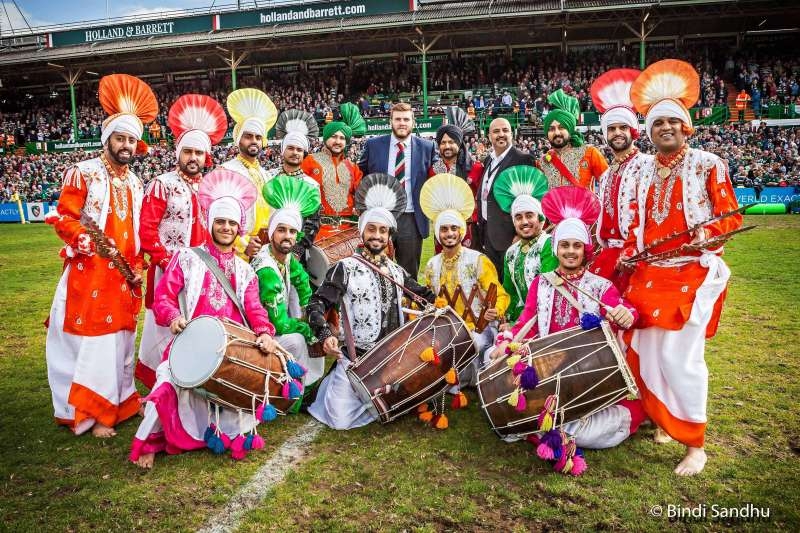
[
  {"xmin": 535, "ymin": 272, "xmax": 611, "ymax": 337},
  {"xmin": 596, "ymin": 151, "xmax": 651, "ymax": 247},
  {"xmin": 539, "ymin": 145, "xmax": 588, "ymax": 189},
  {"xmin": 633, "ymin": 148, "xmax": 722, "ymax": 255},
  {"xmin": 425, "ymin": 248, "xmax": 485, "ymax": 317},
  {"xmin": 74, "ymin": 157, "xmax": 142, "ymax": 252},
  {"xmin": 176, "ymin": 245, "xmax": 254, "ymax": 319},
  {"xmin": 340, "ymin": 256, "xmax": 405, "ymax": 350},
  {"xmin": 313, "ymin": 151, "xmax": 353, "ymax": 214},
  {"xmin": 148, "ymin": 171, "xmax": 200, "ymax": 253}
]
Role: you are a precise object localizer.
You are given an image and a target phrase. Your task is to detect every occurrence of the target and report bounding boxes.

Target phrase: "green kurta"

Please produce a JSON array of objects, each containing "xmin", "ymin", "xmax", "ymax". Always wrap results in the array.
[
  {"xmin": 502, "ymin": 232, "xmax": 558, "ymax": 321},
  {"xmin": 253, "ymin": 246, "xmax": 315, "ymax": 342}
]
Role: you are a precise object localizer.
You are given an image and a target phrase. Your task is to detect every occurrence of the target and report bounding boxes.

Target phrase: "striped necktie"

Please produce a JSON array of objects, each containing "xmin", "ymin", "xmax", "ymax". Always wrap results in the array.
[{"xmin": 395, "ymin": 141, "xmax": 405, "ymax": 183}]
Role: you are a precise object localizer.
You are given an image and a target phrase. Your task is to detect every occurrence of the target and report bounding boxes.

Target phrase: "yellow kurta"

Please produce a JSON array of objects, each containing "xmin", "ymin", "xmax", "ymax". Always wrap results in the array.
[{"xmin": 422, "ymin": 247, "xmax": 510, "ymax": 329}]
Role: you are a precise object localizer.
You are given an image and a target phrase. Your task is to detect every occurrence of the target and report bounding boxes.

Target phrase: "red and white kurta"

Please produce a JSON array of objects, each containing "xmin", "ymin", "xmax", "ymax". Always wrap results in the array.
[
  {"xmin": 589, "ymin": 149, "xmax": 652, "ymax": 291},
  {"xmin": 46, "ymin": 156, "xmax": 145, "ymax": 434},
  {"xmin": 621, "ymin": 147, "xmax": 742, "ymax": 448},
  {"xmin": 136, "ymin": 170, "xmax": 206, "ymax": 388}
]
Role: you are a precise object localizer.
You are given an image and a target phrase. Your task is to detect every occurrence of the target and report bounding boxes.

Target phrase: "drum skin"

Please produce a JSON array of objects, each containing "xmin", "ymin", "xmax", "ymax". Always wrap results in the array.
[
  {"xmin": 170, "ymin": 317, "xmax": 295, "ymax": 412},
  {"xmin": 307, "ymin": 225, "xmax": 361, "ymax": 286},
  {"xmin": 478, "ymin": 323, "xmax": 636, "ymax": 439},
  {"xmin": 347, "ymin": 307, "xmax": 477, "ymax": 423}
]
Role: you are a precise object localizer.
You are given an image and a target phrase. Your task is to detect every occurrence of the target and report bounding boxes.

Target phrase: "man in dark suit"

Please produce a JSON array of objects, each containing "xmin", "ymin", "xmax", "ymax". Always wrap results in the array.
[
  {"xmin": 358, "ymin": 102, "xmax": 438, "ymax": 278},
  {"xmin": 476, "ymin": 117, "xmax": 537, "ymax": 277}
]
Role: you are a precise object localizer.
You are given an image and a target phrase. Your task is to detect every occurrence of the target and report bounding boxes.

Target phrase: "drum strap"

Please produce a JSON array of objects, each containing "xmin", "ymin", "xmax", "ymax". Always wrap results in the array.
[
  {"xmin": 190, "ymin": 246, "xmax": 251, "ymax": 329},
  {"xmin": 542, "ymin": 272, "xmax": 584, "ymax": 314}
]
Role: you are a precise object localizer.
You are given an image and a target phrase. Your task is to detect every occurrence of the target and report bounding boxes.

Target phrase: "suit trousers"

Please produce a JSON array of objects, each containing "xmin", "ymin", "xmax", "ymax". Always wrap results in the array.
[
  {"xmin": 393, "ymin": 213, "xmax": 423, "ymax": 279},
  {"xmin": 476, "ymin": 221, "xmax": 506, "ymax": 281}
]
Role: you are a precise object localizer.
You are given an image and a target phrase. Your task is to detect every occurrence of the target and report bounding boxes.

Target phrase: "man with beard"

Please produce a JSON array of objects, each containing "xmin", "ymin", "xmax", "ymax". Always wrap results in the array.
[
  {"xmin": 252, "ymin": 175, "xmax": 325, "ymax": 392},
  {"xmin": 491, "ymin": 165, "xmax": 557, "ymax": 322},
  {"xmin": 476, "ymin": 117, "xmax": 537, "ymax": 275},
  {"xmin": 136, "ymin": 94, "xmax": 227, "ymax": 389},
  {"xmin": 491, "ymin": 186, "xmax": 644, "ymax": 475},
  {"xmin": 358, "ymin": 102, "xmax": 439, "ymax": 278},
  {"xmin": 44, "ymin": 74, "xmax": 157, "ymax": 437},
  {"xmin": 432, "ymin": 119, "xmax": 483, "ymax": 249},
  {"xmin": 222, "ymin": 88, "xmax": 278, "ymax": 260},
  {"xmin": 302, "ymin": 103, "xmax": 365, "ymax": 231},
  {"xmin": 588, "ymin": 69, "xmax": 652, "ymax": 291},
  {"xmin": 420, "ymin": 174, "xmax": 509, "ymax": 390},
  {"xmin": 538, "ymin": 89, "xmax": 608, "ymax": 191},
  {"xmin": 267, "ymin": 119, "xmax": 321, "ymax": 263},
  {"xmin": 307, "ymin": 177, "xmax": 435, "ymax": 429},
  {"xmin": 131, "ymin": 169, "xmax": 279, "ymax": 469},
  {"xmin": 622, "ymin": 60, "xmax": 742, "ymax": 476}
]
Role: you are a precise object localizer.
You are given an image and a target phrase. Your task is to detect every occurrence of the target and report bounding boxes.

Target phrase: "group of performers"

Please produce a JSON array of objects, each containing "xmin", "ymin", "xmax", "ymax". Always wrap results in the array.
[{"xmin": 44, "ymin": 58, "xmax": 742, "ymax": 478}]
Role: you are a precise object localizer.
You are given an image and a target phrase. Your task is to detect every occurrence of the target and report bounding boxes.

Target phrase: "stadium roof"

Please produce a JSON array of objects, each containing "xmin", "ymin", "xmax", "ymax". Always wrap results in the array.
[{"xmin": 2, "ymin": 0, "xmax": 798, "ymax": 91}]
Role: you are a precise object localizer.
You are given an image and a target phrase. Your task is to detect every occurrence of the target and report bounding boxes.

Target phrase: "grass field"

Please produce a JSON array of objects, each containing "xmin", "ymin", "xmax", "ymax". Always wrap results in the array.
[{"xmin": 1, "ymin": 216, "xmax": 798, "ymax": 532}]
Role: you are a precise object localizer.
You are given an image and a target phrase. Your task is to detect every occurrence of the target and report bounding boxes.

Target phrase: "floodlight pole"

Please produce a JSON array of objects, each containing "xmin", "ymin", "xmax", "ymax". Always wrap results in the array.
[
  {"xmin": 57, "ymin": 69, "xmax": 83, "ymax": 142},
  {"xmin": 220, "ymin": 50, "xmax": 250, "ymax": 91},
  {"xmin": 623, "ymin": 13, "xmax": 657, "ymax": 70},
  {"xmin": 409, "ymin": 32, "xmax": 441, "ymax": 120}
]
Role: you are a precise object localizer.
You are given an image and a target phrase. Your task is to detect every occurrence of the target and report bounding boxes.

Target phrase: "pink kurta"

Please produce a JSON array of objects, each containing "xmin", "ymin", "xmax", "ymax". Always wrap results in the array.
[
  {"xmin": 511, "ymin": 272, "xmax": 638, "ymax": 340},
  {"xmin": 130, "ymin": 241, "xmax": 274, "ymax": 463},
  {"xmin": 153, "ymin": 244, "xmax": 274, "ymax": 339}
]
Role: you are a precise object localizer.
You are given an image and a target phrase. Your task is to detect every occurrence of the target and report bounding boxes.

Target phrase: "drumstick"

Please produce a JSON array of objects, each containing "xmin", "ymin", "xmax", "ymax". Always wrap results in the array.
[{"xmin": 552, "ymin": 271, "xmax": 614, "ymax": 313}]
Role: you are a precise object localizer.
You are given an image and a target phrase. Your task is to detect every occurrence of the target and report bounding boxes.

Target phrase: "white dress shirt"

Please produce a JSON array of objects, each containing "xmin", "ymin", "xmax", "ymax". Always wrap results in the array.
[
  {"xmin": 388, "ymin": 134, "xmax": 414, "ymax": 212},
  {"xmin": 480, "ymin": 145, "xmax": 512, "ymax": 219}
]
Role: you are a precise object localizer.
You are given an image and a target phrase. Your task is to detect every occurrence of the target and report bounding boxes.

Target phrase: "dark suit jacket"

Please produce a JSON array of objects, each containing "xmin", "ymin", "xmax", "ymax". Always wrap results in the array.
[
  {"xmin": 357, "ymin": 134, "xmax": 438, "ymax": 237},
  {"xmin": 478, "ymin": 147, "xmax": 537, "ymax": 251}
]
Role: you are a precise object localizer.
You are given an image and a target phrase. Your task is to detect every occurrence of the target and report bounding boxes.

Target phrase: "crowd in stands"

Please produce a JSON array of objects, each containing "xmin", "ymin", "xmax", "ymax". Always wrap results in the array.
[
  {"xmin": 2, "ymin": 122, "xmax": 797, "ymax": 204},
  {"xmin": 4, "ymin": 40, "xmax": 788, "ymax": 146}
]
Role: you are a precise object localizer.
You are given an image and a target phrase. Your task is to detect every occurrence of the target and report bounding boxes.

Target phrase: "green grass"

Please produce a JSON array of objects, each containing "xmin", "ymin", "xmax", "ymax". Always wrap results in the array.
[{"xmin": 1, "ymin": 216, "xmax": 799, "ymax": 531}]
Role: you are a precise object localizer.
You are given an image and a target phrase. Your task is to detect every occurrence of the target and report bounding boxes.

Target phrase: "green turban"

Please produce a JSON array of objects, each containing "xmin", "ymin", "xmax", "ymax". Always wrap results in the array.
[
  {"xmin": 323, "ymin": 121, "xmax": 352, "ymax": 143},
  {"xmin": 543, "ymin": 89, "xmax": 584, "ymax": 147},
  {"xmin": 322, "ymin": 102, "xmax": 366, "ymax": 143}
]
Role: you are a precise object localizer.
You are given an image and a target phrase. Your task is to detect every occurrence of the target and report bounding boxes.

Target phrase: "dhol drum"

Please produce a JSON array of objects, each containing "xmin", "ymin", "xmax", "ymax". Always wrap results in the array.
[
  {"xmin": 168, "ymin": 316, "xmax": 296, "ymax": 413},
  {"xmin": 346, "ymin": 306, "xmax": 478, "ymax": 423},
  {"xmin": 307, "ymin": 224, "xmax": 361, "ymax": 286},
  {"xmin": 477, "ymin": 322, "xmax": 638, "ymax": 440}
]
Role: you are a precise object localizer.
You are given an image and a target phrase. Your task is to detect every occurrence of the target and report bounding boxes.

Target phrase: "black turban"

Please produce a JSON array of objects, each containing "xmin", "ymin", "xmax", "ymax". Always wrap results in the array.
[{"xmin": 436, "ymin": 124, "xmax": 464, "ymax": 147}]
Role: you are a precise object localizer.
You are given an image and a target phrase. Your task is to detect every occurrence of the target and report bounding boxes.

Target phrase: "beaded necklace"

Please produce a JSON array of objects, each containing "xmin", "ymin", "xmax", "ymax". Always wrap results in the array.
[
  {"xmin": 651, "ymin": 144, "xmax": 688, "ymax": 225},
  {"xmin": 101, "ymin": 153, "xmax": 129, "ymax": 221}
]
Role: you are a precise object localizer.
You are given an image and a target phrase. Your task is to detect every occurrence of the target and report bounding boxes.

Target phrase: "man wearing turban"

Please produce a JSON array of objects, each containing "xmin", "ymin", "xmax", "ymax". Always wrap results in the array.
[
  {"xmin": 538, "ymin": 89, "xmax": 608, "ymax": 191},
  {"xmin": 301, "ymin": 102, "xmax": 365, "ymax": 228}
]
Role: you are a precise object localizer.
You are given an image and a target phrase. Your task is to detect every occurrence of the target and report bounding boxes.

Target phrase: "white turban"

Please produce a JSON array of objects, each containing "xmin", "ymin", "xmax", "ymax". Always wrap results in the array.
[
  {"xmin": 176, "ymin": 129, "xmax": 211, "ymax": 157},
  {"xmin": 645, "ymin": 99, "xmax": 692, "ymax": 143},
  {"xmin": 510, "ymin": 195, "xmax": 542, "ymax": 218},
  {"xmin": 434, "ymin": 210, "xmax": 466, "ymax": 243},
  {"xmin": 358, "ymin": 207, "xmax": 396, "ymax": 236},
  {"xmin": 281, "ymin": 131, "xmax": 309, "ymax": 154},
  {"xmin": 234, "ymin": 117, "xmax": 267, "ymax": 144},
  {"xmin": 267, "ymin": 208, "xmax": 303, "ymax": 241},
  {"xmin": 600, "ymin": 106, "xmax": 639, "ymax": 142},
  {"xmin": 552, "ymin": 217, "xmax": 590, "ymax": 254},
  {"xmin": 208, "ymin": 196, "xmax": 246, "ymax": 236},
  {"xmin": 101, "ymin": 114, "xmax": 143, "ymax": 145}
]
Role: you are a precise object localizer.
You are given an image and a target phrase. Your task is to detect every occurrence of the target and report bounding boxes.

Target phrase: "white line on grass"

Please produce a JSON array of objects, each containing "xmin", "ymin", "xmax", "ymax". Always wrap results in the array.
[{"xmin": 197, "ymin": 419, "xmax": 323, "ymax": 533}]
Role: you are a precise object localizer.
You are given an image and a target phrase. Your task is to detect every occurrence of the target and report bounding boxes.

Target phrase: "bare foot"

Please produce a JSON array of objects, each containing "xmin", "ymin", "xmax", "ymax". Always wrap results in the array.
[
  {"xmin": 654, "ymin": 427, "xmax": 673, "ymax": 444},
  {"xmin": 91, "ymin": 423, "xmax": 117, "ymax": 438},
  {"xmin": 674, "ymin": 447, "xmax": 707, "ymax": 476},
  {"xmin": 134, "ymin": 453, "xmax": 155, "ymax": 469}
]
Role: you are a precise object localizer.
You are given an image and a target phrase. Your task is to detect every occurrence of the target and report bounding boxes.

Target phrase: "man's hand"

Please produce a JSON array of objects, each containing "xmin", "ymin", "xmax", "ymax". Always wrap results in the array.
[
  {"xmin": 490, "ymin": 342, "xmax": 509, "ymax": 360},
  {"xmin": 322, "ymin": 336, "xmax": 342, "ymax": 359},
  {"xmin": 170, "ymin": 316, "xmax": 188, "ymax": 335},
  {"xmin": 498, "ymin": 322, "xmax": 511, "ymax": 332},
  {"xmin": 255, "ymin": 333, "xmax": 277, "ymax": 354},
  {"xmin": 245, "ymin": 236, "xmax": 262, "ymax": 258},
  {"xmin": 691, "ymin": 227, "xmax": 708, "ymax": 245},
  {"xmin": 484, "ymin": 308, "xmax": 499, "ymax": 322},
  {"xmin": 607, "ymin": 304, "xmax": 634, "ymax": 329}
]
